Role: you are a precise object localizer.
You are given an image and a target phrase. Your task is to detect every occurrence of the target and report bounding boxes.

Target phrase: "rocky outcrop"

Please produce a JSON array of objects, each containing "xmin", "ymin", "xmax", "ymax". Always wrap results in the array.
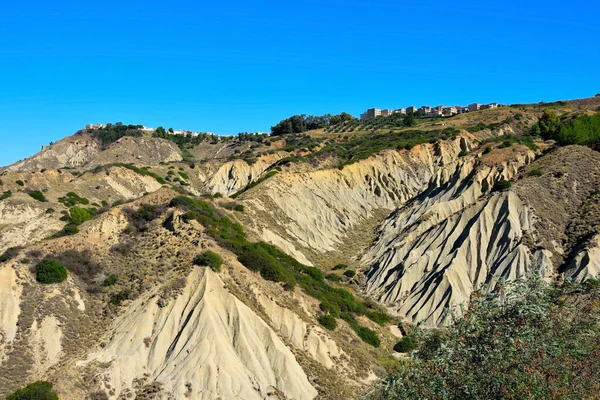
[
  {"xmin": 87, "ymin": 136, "xmax": 182, "ymax": 167},
  {"xmin": 80, "ymin": 267, "xmax": 318, "ymax": 400},
  {"xmin": 0, "ymin": 198, "xmax": 64, "ymax": 253},
  {"xmin": 4, "ymin": 133, "xmax": 100, "ymax": 172},
  {"xmin": 204, "ymin": 153, "xmax": 284, "ymax": 196},
  {"xmin": 243, "ymin": 137, "xmax": 473, "ymax": 258},
  {"xmin": 364, "ymin": 147, "xmax": 539, "ymax": 325}
]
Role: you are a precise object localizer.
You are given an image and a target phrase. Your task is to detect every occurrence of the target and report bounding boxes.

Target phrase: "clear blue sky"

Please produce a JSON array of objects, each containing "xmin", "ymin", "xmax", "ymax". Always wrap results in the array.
[{"xmin": 1, "ymin": 0, "xmax": 599, "ymax": 166}]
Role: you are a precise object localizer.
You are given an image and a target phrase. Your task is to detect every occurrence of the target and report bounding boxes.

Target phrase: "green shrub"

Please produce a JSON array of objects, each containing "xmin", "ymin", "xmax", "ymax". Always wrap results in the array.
[
  {"xmin": 318, "ymin": 314, "xmax": 337, "ymax": 330},
  {"xmin": 70, "ymin": 207, "xmax": 94, "ymax": 225},
  {"xmin": 366, "ymin": 309, "xmax": 391, "ymax": 326},
  {"xmin": 233, "ymin": 204, "xmax": 245, "ymax": 212},
  {"xmin": 58, "ymin": 192, "xmax": 89, "ymax": 207},
  {"xmin": 1, "ymin": 190, "xmax": 12, "ymax": 200},
  {"xmin": 7, "ymin": 381, "xmax": 58, "ymax": 400},
  {"xmin": 458, "ymin": 150, "xmax": 468, "ymax": 157},
  {"xmin": 36, "ymin": 259, "xmax": 68, "ymax": 284},
  {"xmin": 193, "ymin": 250, "xmax": 224, "ymax": 272},
  {"xmin": 0, "ymin": 247, "xmax": 21, "ymax": 263},
  {"xmin": 178, "ymin": 171, "xmax": 189, "ymax": 180},
  {"xmin": 137, "ymin": 204, "xmax": 159, "ymax": 221},
  {"xmin": 45, "ymin": 208, "xmax": 55, "ymax": 214},
  {"xmin": 15, "ymin": 180, "xmax": 24, "ymax": 186},
  {"xmin": 529, "ymin": 168, "xmax": 543, "ymax": 177},
  {"xmin": 354, "ymin": 325, "xmax": 380, "ymax": 347},
  {"xmin": 103, "ymin": 273, "xmax": 118, "ymax": 286},
  {"xmin": 325, "ymin": 273, "xmax": 341, "ymax": 282},
  {"xmin": 344, "ymin": 269, "xmax": 356, "ymax": 278},
  {"xmin": 492, "ymin": 179, "xmax": 512, "ymax": 192},
  {"xmin": 28, "ymin": 190, "xmax": 47, "ymax": 202},
  {"xmin": 393, "ymin": 336, "xmax": 417, "ymax": 353},
  {"xmin": 62, "ymin": 224, "xmax": 79, "ymax": 236},
  {"xmin": 333, "ymin": 263, "xmax": 348, "ymax": 270},
  {"xmin": 213, "ymin": 192, "xmax": 223, "ymax": 198},
  {"xmin": 110, "ymin": 289, "xmax": 131, "ymax": 306}
]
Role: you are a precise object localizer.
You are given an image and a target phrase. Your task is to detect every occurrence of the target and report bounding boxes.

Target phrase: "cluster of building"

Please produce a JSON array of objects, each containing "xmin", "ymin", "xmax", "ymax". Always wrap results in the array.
[
  {"xmin": 360, "ymin": 102, "xmax": 500, "ymax": 120},
  {"xmin": 84, "ymin": 123, "xmax": 210, "ymax": 137}
]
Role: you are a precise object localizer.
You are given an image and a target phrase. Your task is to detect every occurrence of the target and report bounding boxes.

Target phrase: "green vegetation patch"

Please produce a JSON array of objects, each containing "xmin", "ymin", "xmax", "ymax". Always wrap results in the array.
[
  {"xmin": 193, "ymin": 250, "xmax": 224, "ymax": 272},
  {"xmin": 28, "ymin": 190, "xmax": 47, "ymax": 202},
  {"xmin": 7, "ymin": 381, "xmax": 58, "ymax": 400},
  {"xmin": 113, "ymin": 163, "xmax": 166, "ymax": 184},
  {"xmin": 103, "ymin": 273, "xmax": 118, "ymax": 287},
  {"xmin": 492, "ymin": 179, "xmax": 512, "ymax": 192},
  {"xmin": 36, "ymin": 259, "xmax": 68, "ymax": 284},
  {"xmin": 58, "ymin": 191, "xmax": 89, "ymax": 207},
  {"xmin": 393, "ymin": 336, "xmax": 417, "ymax": 353},
  {"xmin": 318, "ymin": 314, "xmax": 337, "ymax": 330},
  {"xmin": 0, "ymin": 190, "xmax": 12, "ymax": 200}
]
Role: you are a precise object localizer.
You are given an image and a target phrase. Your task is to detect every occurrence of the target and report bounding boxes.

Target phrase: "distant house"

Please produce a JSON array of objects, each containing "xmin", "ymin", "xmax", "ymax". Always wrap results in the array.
[
  {"xmin": 406, "ymin": 106, "xmax": 417, "ymax": 115},
  {"xmin": 468, "ymin": 103, "xmax": 481, "ymax": 112},
  {"xmin": 481, "ymin": 102, "xmax": 499, "ymax": 110},
  {"xmin": 456, "ymin": 107, "xmax": 469, "ymax": 114},
  {"xmin": 442, "ymin": 106, "xmax": 457, "ymax": 116},
  {"xmin": 360, "ymin": 108, "xmax": 382, "ymax": 120},
  {"xmin": 419, "ymin": 106, "xmax": 432, "ymax": 116},
  {"xmin": 381, "ymin": 109, "xmax": 394, "ymax": 117},
  {"xmin": 394, "ymin": 108, "xmax": 407, "ymax": 115}
]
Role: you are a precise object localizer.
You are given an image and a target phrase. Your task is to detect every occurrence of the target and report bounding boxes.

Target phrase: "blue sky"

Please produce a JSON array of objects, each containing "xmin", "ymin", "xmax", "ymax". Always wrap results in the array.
[{"xmin": 1, "ymin": 0, "xmax": 599, "ymax": 166}]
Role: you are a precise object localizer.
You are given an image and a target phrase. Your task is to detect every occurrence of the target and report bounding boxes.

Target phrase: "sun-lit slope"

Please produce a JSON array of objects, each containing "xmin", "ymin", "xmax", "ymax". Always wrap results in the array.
[{"xmin": 364, "ymin": 146, "xmax": 537, "ymax": 324}]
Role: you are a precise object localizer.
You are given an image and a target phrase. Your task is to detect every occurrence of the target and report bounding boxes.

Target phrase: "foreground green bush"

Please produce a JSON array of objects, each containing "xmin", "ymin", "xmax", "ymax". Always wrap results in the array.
[
  {"xmin": 7, "ymin": 381, "xmax": 58, "ymax": 400},
  {"xmin": 193, "ymin": 250, "xmax": 224, "ymax": 272},
  {"xmin": 370, "ymin": 276, "xmax": 600, "ymax": 399},
  {"xmin": 36, "ymin": 259, "xmax": 68, "ymax": 284}
]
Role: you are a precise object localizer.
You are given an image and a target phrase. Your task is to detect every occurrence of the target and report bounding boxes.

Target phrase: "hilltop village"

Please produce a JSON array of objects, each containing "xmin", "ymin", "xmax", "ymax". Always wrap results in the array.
[{"xmin": 360, "ymin": 102, "xmax": 500, "ymax": 120}]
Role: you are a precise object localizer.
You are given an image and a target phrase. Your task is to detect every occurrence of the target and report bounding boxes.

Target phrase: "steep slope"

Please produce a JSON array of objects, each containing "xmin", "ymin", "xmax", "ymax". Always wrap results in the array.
[
  {"xmin": 363, "ymin": 146, "xmax": 537, "ymax": 324},
  {"xmin": 80, "ymin": 267, "xmax": 318, "ymax": 400}
]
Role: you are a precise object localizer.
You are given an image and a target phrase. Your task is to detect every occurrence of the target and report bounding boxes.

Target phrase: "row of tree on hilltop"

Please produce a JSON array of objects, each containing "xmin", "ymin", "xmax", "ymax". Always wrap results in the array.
[{"xmin": 270, "ymin": 112, "xmax": 356, "ymax": 136}]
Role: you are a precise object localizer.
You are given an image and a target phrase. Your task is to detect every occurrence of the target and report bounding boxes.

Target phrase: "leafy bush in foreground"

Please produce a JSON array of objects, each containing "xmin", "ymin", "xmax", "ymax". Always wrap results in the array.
[
  {"xmin": 369, "ymin": 276, "xmax": 600, "ymax": 399},
  {"xmin": 36, "ymin": 259, "xmax": 68, "ymax": 284},
  {"xmin": 7, "ymin": 381, "xmax": 58, "ymax": 400}
]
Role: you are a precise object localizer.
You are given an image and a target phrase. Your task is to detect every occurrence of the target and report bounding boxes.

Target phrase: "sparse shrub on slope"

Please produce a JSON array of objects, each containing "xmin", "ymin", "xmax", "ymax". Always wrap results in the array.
[
  {"xmin": 28, "ymin": 190, "xmax": 47, "ymax": 202},
  {"xmin": 393, "ymin": 336, "xmax": 416, "ymax": 353},
  {"xmin": 7, "ymin": 381, "xmax": 58, "ymax": 400},
  {"xmin": 193, "ymin": 250, "xmax": 223, "ymax": 272},
  {"xmin": 0, "ymin": 190, "xmax": 10, "ymax": 200},
  {"xmin": 36, "ymin": 259, "xmax": 68, "ymax": 284},
  {"xmin": 69, "ymin": 206, "xmax": 94, "ymax": 225},
  {"xmin": 492, "ymin": 179, "xmax": 511, "ymax": 192},
  {"xmin": 370, "ymin": 276, "xmax": 600, "ymax": 399},
  {"xmin": 318, "ymin": 314, "xmax": 337, "ymax": 330}
]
